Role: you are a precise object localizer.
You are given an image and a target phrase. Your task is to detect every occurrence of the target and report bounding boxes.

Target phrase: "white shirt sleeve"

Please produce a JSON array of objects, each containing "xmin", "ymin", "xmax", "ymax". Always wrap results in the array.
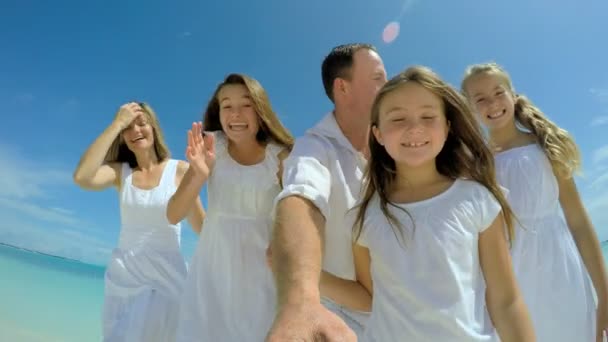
[
  {"xmin": 475, "ymin": 184, "xmax": 504, "ymax": 233},
  {"xmin": 274, "ymin": 135, "xmax": 332, "ymax": 220}
]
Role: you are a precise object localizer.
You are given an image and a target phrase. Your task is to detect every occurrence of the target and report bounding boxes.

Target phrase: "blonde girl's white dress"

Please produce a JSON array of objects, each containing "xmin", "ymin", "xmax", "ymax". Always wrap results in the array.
[
  {"xmin": 176, "ymin": 132, "xmax": 283, "ymax": 342},
  {"xmin": 495, "ymin": 144, "xmax": 596, "ymax": 342},
  {"xmin": 103, "ymin": 159, "xmax": 188, "ymax": 342}
]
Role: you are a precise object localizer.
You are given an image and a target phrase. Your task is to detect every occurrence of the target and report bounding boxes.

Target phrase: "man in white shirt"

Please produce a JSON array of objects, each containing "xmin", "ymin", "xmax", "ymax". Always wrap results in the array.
[{"xmin": 266, "ymin": 43, "xmax": 387, "ymax": 341}]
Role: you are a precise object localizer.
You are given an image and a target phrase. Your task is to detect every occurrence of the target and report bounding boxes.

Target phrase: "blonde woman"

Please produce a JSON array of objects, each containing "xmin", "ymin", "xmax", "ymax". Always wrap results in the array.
[{"xmin": 73, "ymin": 102, "xmax": 205, "ymax": 342}]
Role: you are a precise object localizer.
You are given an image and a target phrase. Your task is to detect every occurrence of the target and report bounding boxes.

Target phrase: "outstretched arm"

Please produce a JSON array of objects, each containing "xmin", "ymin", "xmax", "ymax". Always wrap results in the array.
[
  {"xmin": 266, "ymin": 137, "xmax": 356, "ymax": 342},
  {"xmin": 273, "ymin": 196, "xmax": 326, "ymax": 306}
]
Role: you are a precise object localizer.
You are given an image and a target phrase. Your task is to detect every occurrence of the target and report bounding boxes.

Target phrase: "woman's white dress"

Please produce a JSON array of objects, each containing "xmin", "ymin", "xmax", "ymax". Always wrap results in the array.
[{"xmin": 103, "ymin": 159, "xmax": 188, "ymax": 342}]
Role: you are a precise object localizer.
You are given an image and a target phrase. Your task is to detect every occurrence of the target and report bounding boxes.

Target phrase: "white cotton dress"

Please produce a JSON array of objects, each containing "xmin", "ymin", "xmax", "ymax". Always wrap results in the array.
[
  {"xmin": 358, "ymin": 179, "xmax": 502, "ymax": 342},
  {"xmin": 495, "ymin": 144, "xmax": 596, "ymax": 342},
  {"xmin": 176, "ymin": 132, "xmax": 282, "ymax": 342},
  {"xmin": 102, "ymin": 159, "xmax": 188, "ymax": 342}
]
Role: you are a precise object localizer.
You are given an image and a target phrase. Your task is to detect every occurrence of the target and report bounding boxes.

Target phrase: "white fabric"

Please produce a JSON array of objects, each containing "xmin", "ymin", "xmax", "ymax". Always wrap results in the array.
[
  {"xmin": 176, "ymin": 132, "xmax": 282, "ymax": 342},
  {"xmin": 358, "ymin": 179, "xmax": 501, "ymax": 342},
  {"xmin": 496, "ymin": 144, "xmax": 596, "ymax": 342},
  {"xmin": 274, "ymin": 112, "xmax": 370, "ymax": 332},
  {"xmin": 103, "ymin": 159, "xmax": 187, "ymax": 342},
  {"xmin": 275, "ymin": 112, "xmax": 366, "ymax": 280}
]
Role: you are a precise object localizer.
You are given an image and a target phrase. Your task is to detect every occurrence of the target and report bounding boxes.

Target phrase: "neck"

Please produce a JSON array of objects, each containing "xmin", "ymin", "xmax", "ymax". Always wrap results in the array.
[
  {"xmin": 134, "ymin": 149, "xmax": 159, "ymax": 170},
  {"xmin": 228, "ymin": 138, "xmax": 265, "ymax": 164},
  {"xmin": 394, "ymin": 161, "xmax": 444, "ymax": 190},
  {"xmin": 334, "ymin": 106, "xmax": 369, "ymax": 154},
  {"xmin": 488, "ymin": 120, "xmax": 520, "ymax": 149}
]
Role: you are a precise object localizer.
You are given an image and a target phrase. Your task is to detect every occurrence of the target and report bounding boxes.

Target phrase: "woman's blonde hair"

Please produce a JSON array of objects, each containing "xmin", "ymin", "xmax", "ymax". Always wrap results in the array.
[{"xmin": 104, "ymin": 102, "xmax": 171, "ymax": 168}]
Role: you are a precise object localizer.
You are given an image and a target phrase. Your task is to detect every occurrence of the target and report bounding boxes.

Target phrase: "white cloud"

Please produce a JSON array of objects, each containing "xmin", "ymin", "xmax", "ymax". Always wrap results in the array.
[
  {"xmin": 590, "ymin": 172, "xmax": 608, "ymax": 189},
  {"xmin": 0, "ymin": 213, "xmax": 112, "ymax": 266},
  {"xmin": 0, "ymin": 198, "xmax": 84, "ymax": 227},
  {"xmin": 582, "ymin": 146, "xmax": 608, "ymax": 241},
  {"xmin": 178, "ymin": 31, "xmax": 192, "ymax": 39},
  {"xmin": 593, "ymin": 145, "xmax": 608, "ymax": 165},
  {"xmin": 0, "ymin": 141, "xmax": 112, "ymax": 265},
  {"xmin": 585, "ymin": 190, "xmax": 608, "ymax": 242},
  {"xmin": 591, "ymin": 116, "xmax": 608, "ymax": 127},
  {"xmin": 0, "ymin": 144, "xmax": 72, "ymax": 199},
  {"xmin": 590, "ymin": 88, "xmax": 608, "ymax": 103}
]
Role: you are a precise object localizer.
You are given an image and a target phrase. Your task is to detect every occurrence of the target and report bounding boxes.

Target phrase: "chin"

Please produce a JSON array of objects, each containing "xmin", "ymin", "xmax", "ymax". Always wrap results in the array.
[{"xmin": 395, "ymin": 157, "xmax": 434, "ymax": 169}]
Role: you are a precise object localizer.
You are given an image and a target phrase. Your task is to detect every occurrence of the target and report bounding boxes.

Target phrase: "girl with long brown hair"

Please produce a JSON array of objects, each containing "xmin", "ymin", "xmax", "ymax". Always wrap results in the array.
[
  {"xmin": 462, "ymin": 62, "xmax": 608, "ymax": 342},
  {"xmin": 322, "ymin": 66, "xmax": 534, "ymax": 341},
  {"xmin": 168, "ymin": 73, "xmax": 294, "ymax": 342}
]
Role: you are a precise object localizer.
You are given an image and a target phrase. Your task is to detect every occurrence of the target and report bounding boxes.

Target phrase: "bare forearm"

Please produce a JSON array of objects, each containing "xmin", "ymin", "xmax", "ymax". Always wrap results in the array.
[
  {"xmin": 272, "ymin": 196, "xmax": 325, "ymax": 306},
  {"xmin": 572, "ymin": 225, "xmax": 608, "ymax": 302},
  {"xmin": 490, "ymin": 297, "xmax": 535, "ymax": 342},
  {"xmin": 186, "ymin": 199, "xmax": 205, "ymax": 234},
  {"xmin": 320, "ymin": 271, "xmax": 371, "ymax": 312},
  {"xmin": 74, "ymin": 122, "xmax": 123, "ymax": 181},
  {"xmin": 167, "ymin": 169, "xmax": 207, "ymax": 224}
]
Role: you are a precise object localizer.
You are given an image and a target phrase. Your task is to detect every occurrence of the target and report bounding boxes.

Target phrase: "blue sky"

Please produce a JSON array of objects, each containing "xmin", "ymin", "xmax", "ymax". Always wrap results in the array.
[{"xmin": 1, "ymin": 0, "xmax": 606, "ymax": 266}]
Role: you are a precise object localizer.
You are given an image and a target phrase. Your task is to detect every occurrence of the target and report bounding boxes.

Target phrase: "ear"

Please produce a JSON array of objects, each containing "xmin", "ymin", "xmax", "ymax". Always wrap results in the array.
[
  {"xmin": 333, "ymin": 77, "xmax": 348, "ymax": 98},
  {"xmin": 371, "ymin": 125, "xmax": 383, "ymax": 146}
]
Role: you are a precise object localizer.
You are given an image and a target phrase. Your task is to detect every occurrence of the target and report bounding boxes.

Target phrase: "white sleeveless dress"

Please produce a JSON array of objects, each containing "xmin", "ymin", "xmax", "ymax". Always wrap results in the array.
[
  {"xmin": 495, "ymin": 144, "xmax": 596, "ymax": 341},
  {"xmin": 102, "ymin": 159, "xmax": 188, "ymax": 342},
  {"xmin": 176, "ymin": 132, "xmax": 283, "ymax": 342}
]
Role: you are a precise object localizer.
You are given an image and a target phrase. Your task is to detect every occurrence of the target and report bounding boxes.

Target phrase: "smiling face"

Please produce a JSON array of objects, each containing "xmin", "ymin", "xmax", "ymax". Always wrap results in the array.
[
  {"xmin": 121, "ymin": 113, "xmax": 155, "ymax": 152},
  {"xmin": 217, "ymin": 84, "xmax": 260, "ymax": 144},
  {"xmin": 464, "ymin": 72, "xmax": 516, "ymax": 131},
  {"xmin": 372, "ymin": 82, "xmax": 450, "ymax": 169}
]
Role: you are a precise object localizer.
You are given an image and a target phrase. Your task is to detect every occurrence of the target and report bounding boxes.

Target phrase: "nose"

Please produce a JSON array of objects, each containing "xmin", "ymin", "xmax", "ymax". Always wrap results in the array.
[
  {"xmin": 405, "ymin": 119, "xmax": 424, "ymax": 134},
  {"xmin": 486, "ymin": 96, "xmax": 500, "ymax": 110},
  {"xmin": 229, "ymin": 108, "xmax": 243, "ymax": 119}
]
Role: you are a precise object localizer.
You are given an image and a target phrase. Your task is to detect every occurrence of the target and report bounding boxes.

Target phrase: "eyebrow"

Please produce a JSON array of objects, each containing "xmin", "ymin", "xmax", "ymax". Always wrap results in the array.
[
  {"xmin": 385, "ymin": 104, "xmax": 437, "ymax": 114},
  {"xmin": 472, "ymin": 85, "xmax": 503, "ymax": 98},
  {"xmin": 219, "ymin": 94, "xmax": 251, "ymax": 103}
]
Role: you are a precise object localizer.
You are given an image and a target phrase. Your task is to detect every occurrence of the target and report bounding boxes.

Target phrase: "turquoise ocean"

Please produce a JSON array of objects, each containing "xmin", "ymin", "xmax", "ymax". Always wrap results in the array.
[{"xmin": 1, "ymin": 242, "xmax": 607, "ymax": 341}]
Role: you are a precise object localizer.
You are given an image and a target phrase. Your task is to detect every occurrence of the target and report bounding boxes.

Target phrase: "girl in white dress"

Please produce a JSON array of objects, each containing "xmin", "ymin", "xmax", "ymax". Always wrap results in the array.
[
  {"xmin": 321, "ymin": 66, "xmax": 535, "ymax": 341},
  {"xmin": 73, "ymin": 102, "xmax": 205, "ymax": 342},
  {"xmin": 169, "ymin": 73, "xmax": 294, "ymax": 342},
  {"xmin": 462, "ymin": 62, "xmax": 608, "ymax": 342}
]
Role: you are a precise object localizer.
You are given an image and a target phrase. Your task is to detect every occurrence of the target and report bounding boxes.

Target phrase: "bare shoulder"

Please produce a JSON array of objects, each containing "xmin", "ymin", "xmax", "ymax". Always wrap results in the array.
[
  {"xmin": 176, "ymin": 160, "xmax": 190, "ymax": 175},
  {"xmin": 174, "ymin": 160, "xmax": 190, "ymax": 186}
]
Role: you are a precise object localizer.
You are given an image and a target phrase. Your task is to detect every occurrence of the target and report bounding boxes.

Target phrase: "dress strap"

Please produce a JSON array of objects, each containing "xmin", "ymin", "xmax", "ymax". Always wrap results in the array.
[
  {"xmin": 120, "ymin": 162, "xmax": 132, "ymax": 187},
  {"xmin": 159, "ymin": 159, "xmax": 178, "ymax": 188}
]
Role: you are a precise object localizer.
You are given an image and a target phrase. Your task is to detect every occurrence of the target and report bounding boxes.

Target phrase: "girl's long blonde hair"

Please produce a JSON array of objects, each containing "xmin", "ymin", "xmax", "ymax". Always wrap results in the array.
[{"xmin": 461, "ymin": 62, "xmax": 581, "ymax": 178}]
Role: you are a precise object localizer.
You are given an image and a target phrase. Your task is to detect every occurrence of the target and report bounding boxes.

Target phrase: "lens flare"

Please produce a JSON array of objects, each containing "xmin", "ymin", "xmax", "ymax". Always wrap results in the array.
[{"xmin": 382, "ymin": 21, "xmax": 400, "ymax": 44}]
